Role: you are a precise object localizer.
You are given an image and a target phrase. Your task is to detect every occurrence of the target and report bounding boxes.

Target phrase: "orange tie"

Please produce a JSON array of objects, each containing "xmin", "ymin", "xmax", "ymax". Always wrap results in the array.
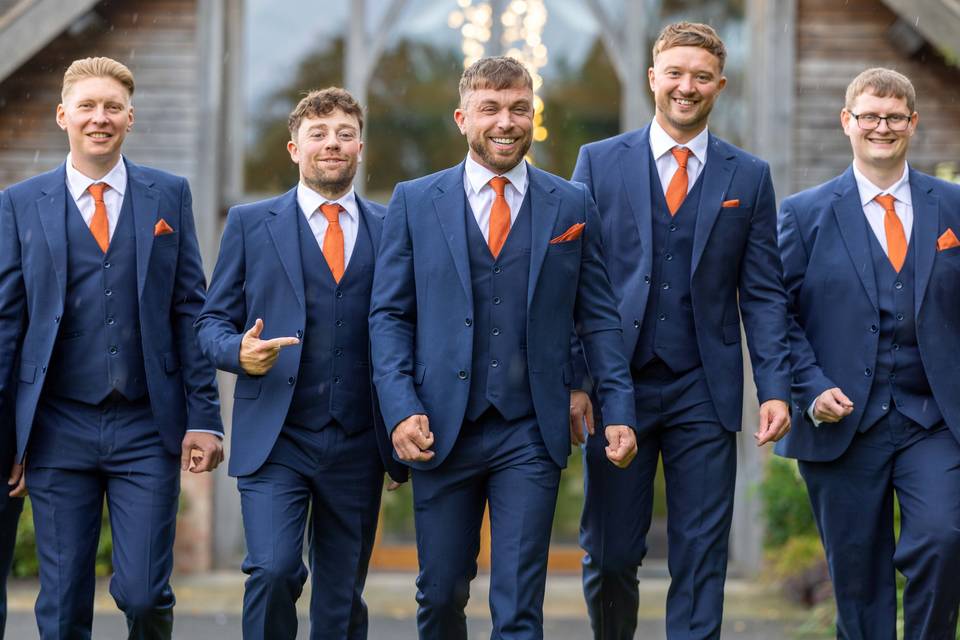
[
  {"xmin": 320, "ymin": 203, "xmax": 345, "ymax": 283},
  {"xmin": 875, "ymin": 194, "xmax": 907, "ymax": 272},
  {"xmin": 488, "ymin": 176, "xmax": 511, "ymax": 258},
  {"xmin": 665, "ymin": 147, "xmax": 691, "ymax": 216},
  {"xmin": 87, "ymin": 182, "xmax": 110, "ymax": 253}
]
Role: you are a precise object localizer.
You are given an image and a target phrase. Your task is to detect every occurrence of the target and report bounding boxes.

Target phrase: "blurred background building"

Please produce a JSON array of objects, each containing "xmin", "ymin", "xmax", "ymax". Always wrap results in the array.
[{"xmin": 1, "ymin": 0, "xmax": 958, "ymax": 579}]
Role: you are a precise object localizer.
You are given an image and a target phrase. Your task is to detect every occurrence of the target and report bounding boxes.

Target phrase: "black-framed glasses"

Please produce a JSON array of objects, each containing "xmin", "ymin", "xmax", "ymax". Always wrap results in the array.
[{"xmin": 849, "ymin": 112, "xmax": 913, "ymax": 131}]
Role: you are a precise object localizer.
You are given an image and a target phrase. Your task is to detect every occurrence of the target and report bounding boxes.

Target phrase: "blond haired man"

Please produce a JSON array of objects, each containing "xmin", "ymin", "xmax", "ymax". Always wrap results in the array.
[
  {"xmin": 776, "ymin": 68, "xmax": 960, "ymax": 639},
  {"xmin": 571, "ymin": 21, "xmax": 792, "ymax": 639},
  {"xmin": 0, "ymin": 57, "xmax": 222, "ymax": 638}
]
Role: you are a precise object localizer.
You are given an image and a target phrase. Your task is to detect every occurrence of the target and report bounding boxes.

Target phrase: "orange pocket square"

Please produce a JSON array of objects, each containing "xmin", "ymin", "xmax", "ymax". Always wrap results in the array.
[
  {"xmin": 154, "ymin": 218, "xmax": 174, "ymax": 236},
  {"xmin": 549, "ymin": 223, "xmax": 585, "ymax": 244},
  {"xmin": 721, "ymin": 199, "xmax": 740, "ymax": 208},
  {"xmin": 937, "ymin": 228, "xmax": 960, "ymax": 251}
]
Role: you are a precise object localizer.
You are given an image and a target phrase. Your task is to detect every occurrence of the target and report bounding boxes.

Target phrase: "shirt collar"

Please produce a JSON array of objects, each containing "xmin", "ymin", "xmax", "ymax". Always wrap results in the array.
[
  {"xmin": 649, "ymin": 118, "xmax": 709, "ymax": 165},
  {"xmin": 852, "ymin": 162, "xmax": 912, "ymax": 207},
  {"xmin": 65, "ymin": 154, "xmax": 127, "ymax": 201},
  {"xmin": 463, "ymin": 153, "xmax": 528, "ymax": 198},
  {"xmin": 297, "ymin": 183, "xmax": 359, "ymax": 222}
]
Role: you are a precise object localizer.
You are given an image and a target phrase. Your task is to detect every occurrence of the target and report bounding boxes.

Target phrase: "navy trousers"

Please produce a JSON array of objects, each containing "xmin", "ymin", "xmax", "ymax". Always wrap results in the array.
[
  {"xmin": 411, "ymin": 410, "xmax": 561, "ymax": 640},
  {"xmin": 27, "ymin": 395, "xmax": 179, "ymax": 640},
  {"xmin": 799, "ymin": 412, "xmax": 960, "ymax": 640},
  {"xmin": 0, "ymin": 489, "xmax": 23, "ymax": 638},
  {"xmin": 582, "ymin": 363, "xmax": 736, "ymax": 640},
  {"xmin": 238, "ymin": 422, "xmax": 383, "ymax": 640}
]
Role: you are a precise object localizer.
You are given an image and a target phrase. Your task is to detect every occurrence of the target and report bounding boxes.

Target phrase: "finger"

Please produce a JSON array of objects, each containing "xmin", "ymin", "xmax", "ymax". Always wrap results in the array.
[
  {"xmin": 7, "ymin": 463, "xmax": 21, "ymax": 487},
  {"xmin": 831, "ymin": 388, "xmax": 854, "ymax": 408},
  {"xmin": 9, "ymin": 477, "xmax": 27, "ymax": 498},
  {"xmin": 191, "ymin": 449, "xmax": 215, "ymax": 473},
  {"xmin": 180, "ymin": 441, "xmax": 192, "ymax": 471},
  {"xmin": 245, "ymin": 317, "xmax": 264, "ymax": 339},
  {"xmin": 584, "ymin": 403, "xmax": 595, "ymax": 436},
  {"xmin": 260, "ymin": 336, "xmax": 300, "ymax": 350},
  {"xmin": 386, "ymin": 480, "xmax": 403, "ymax": 492}
]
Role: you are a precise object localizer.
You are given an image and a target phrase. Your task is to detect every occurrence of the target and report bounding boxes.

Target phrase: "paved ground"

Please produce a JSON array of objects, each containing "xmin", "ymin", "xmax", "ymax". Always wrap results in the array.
[{"xmin": 6, "ymin": 571, "xmax": 823, "ymax": 639}]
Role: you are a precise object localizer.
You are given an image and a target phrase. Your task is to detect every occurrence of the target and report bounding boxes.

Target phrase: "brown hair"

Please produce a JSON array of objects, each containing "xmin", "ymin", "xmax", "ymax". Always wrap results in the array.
[
  {"xmin": 652, "ymin": 22, "xmax": 727, "ymax": 72},
  {"xmin": 458, "ymin": 56, "xmax": 532, "ymax": 106},
  {"xmin": 61, "ymin": 57, "xmax": 135, "ymax": 101},
  {"xmin": 845, "ymin": 67, "xmax": 916, "ymax": 113},
  {"xmin": 287, "ymin": 87, "xmax": 364, "ymax": 138}
]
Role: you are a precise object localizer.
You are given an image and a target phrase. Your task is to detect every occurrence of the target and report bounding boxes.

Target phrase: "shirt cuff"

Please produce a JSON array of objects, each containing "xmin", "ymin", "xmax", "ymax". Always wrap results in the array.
[
  {"xmin": 187, "ymin": 429, "xmax": 224, "ymax": 439},
  {"xmin": 806, "ymin": 400, "xmax": 823, "ymax": 427}
]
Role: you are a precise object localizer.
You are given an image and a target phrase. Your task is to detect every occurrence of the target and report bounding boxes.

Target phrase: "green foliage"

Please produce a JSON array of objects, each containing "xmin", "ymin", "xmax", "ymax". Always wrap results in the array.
[
  {"xmin": 760, "ymin": 456, "xmax": 818, "ymax": 549},
  {"xmin": 13, "ymin": 497, "xmax": 113, "ymax": 578}
]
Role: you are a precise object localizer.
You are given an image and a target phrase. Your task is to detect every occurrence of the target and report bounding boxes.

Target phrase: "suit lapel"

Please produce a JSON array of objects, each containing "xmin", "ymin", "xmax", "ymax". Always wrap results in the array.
[
  {"xmin": 691, "ymin": 135, "xmax": 735, "ymax": 272},
  {"xmin": 359, "ymin": 196, "xmax": 382, "ymax": 255},
  {"xmin": 909, "ymin": 169, "xmax": 938, "ymax": 315},
  {"xmin": 618, "ymin": 127, "xmax": 652, "ymax": 274},
  {"xmin": 35, "ymin": 165, "xmax": 69, "ymax": 304},
  {"xmin": 527, "ymin": 166, "xmax": 561, "ymax": 305},
  {"xmin": 432, "ymin": 164, "xmax": 473, "ymax": 302},
  {"xmin": 126, "ymin": 161, "xmax": 161, "ymax": 300},
  {"xmin": 832, "ymin": 167, "xmax": 878, "ymax": 310},
  {"xmin": 265, "ymin": 188, "xmax": 306, "ymax": 309}
]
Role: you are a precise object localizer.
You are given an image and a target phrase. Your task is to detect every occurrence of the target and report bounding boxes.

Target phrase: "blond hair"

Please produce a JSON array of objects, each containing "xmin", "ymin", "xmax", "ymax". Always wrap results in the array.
[
  {"xmin": 61, "ymin": 57, "xmax": 135, "ymax": 101},
  {"xmin": 458, "ymin": 56, "xmax": 532, "ymax": 107},
  {"xmin": 652, "ymin": 22, "xmax": 727, "ymax": 72},
  {"xmin": 845, "ymin": 67, "xmax": 916, "ymax": 113}
]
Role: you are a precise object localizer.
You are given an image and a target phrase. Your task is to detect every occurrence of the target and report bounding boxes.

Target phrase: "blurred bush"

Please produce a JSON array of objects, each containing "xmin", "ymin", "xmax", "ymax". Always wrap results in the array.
[{"xmin": 13, "ymin": 497, "xmax": 113, "ymax": 578}]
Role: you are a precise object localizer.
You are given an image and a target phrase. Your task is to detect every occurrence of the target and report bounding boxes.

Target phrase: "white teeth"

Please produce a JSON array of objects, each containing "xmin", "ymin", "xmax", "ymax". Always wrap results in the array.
[
  {"xmin": 89, "ymin": 133, "xmax": 110, "ymax": 138},
  {"xmin": 491, "ymin": 137, "xmax": 516, "ymax": 144},
  {"xmin": 675, "ymin": 99, "xmax": 694, "ymax": 106}
]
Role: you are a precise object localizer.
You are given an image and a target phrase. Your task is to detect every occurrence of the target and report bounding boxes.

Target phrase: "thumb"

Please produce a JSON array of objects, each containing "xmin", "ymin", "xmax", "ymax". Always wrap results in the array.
[
  {"xmin": 246, "ymin": 318, "xmax": 264, "ymax": 339},
  {"xmin": 180, "ymin": 439, "xmax": 192, "ymax": 471},
  {"xmin": 832, "ymin": 388, "xmax": 852, "ymax": 406}
]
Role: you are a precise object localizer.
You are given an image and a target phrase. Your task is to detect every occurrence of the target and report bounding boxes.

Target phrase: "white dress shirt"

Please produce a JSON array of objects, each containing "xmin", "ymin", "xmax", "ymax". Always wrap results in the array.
[
  {"xmin": 297, "ymin": 183, "xmax": 360, "ymax": 269},
  {"xmin": 852, "ymin": 162, "xmax": 913, "ymax": 251},
  {"xmin": 463, "ymin": 154, "xmax": 529, "ymax": 242},
  {"xmin": 65, "ymin": 153, "xmax": 127, "ymax": 239},
  {"xmin": 648, "ymin": 118, "xmax": 709, "ymax": 197}
]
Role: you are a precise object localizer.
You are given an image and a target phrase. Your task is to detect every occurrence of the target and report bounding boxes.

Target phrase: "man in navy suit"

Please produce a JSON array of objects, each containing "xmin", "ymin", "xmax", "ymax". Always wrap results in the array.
[
  {"xmin": 196, "ymin": 87, "xmax": 406, "ymax": 640},
  {"xmin": 0, "ymin": 57, "xmax": 223, "ymax": 638},
  {"xmin": 776, "ymin": 68, "xmax": 960, "ymax": 640},
  {"xmin": 0, "ymin": 356, "xmax": 23, "ymax": 638},
  {"xmin": 369, "ymin": 56, "xmax": 638, "ymax": 639},
  {"xmin": 571, "ymin": 22, "xmax": 792, "ymax": 639}
]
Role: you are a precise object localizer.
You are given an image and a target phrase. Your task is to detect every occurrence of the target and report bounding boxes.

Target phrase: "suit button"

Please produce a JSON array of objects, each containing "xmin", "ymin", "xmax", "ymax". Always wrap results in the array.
[
  {"xmin": 665, "ymin": 253, "xmax": 673, "ymax": 261},
  {"xmin": 103, "ymin": 261, "xmax": 112, "ymax": 269},
  {"xmin": 881, "ymin": 402, "xmax": 889, "ymax": 411},
  {"xmin": 662, "ymin": 283, "xmax": 670, "ymax": 290},
  {"xmin": 869, "ymin": 324, "xmax": 878, "ymax": 333},
  {"xmin": 288, "ymin": 377, "xmax": 295, "ymax": 385},
  {"xmin": 334, "ymin": 376, "xmax": 342, "ymax": 384},
  {"xmin": 644, "ymin": 275, "xmax": 651, "ymax": 284},
  {"xmin": 864, "ymin": 368, "xmax": 872, "ymax": 377},
  {"xmin": 493, "ymin": 266, "xmax": 502, "ymax": 274},
  {"xmin": 633, "ymin": 320, "xmax": 640, "ymax": 328},
  {"xmin": 336, "ymin": 320, "xmax": 344, "ymax": 327},
  {"xmin": 109, "ymin": 346, "xmax": 118, "ymax": 355},
  {"xmin": 491, "ymin": 328, "xmax": 500, "ymax": 336},
  {"xmin": 896, "ymin": 313, "xmax": 904, "ymax": 321},
  {"xmin": 493, "ymin": 296, "xmax": 502, "ymax": 305},
  {"xmin": 457, "ymin": 370, "xmax": 468, "ymax": 380},
  {"xmin": 296, "ymin": 329, "xmax": 303, "ymax": 339},
  {"xmin": 491, "ymin": 360, "xmax": 499, "ymax": 368},
  {"xmin": 894, "ymin": 281, "xmax": 903, "ymax": 290},
  {"xmin": 106, "ymin": 317, "xmax": 116, "ymax": 325},
  {"xmin": 465, "ymin": 318, "xmax": 472, "ymax": 327},
  {"xmin": 893, "ymin": 343, "xmax": 900, "ymax": 351},
  {"xmin": 334, "ymin": 348, "xmax": 343, "ymax": 357},
  {"xmin": 889, "ymin": 373, "xmax": 896, "ymax": 381},
  {"xmin": 55, "ymin": 315, "xmax": 61, "ymax": 323},
  {"xmin": 104, "ymin": 289, "xmax": 113, "ymax": 297},
  {"xmin": 658, "ymin": 313, "xmax": 667, "ymax": 321},
  {"xmin": 41, "ymin": 366, "xmax": 47, "ymax": 373},
  {"xmin": 669, "ymin": 224, "xmax": 677, "ymax": 232},
  {"xmin": 335, "ymin": 289, "xmax": 344, "ymax": 298}
]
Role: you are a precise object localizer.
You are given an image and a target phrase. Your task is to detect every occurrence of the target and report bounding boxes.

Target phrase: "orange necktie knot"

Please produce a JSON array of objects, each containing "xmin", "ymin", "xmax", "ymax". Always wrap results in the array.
[
  {"xmin": 487, "ymin": 177, "xmax": 511, "ymax": 258},
  {"xmin": 489, "ymin": 176, "xmax": 509, "ymax": 197},
  {"xmin": 87, "ymin": 182, "xmax": 110, "ymax": 253},
  {"xmin": 88, "ymin": 182, "xmax": 107, "ymax": 202},
  {"xmin": 671, "ymin": 146, "xmax": 691, "ymax": 168},
  {"xmin": 320, "ymin": 203, "xmax": 342, "ymax": 224},
  {"xmin": 874, "ymin": 194, "xmax": 907, "ymax": 273}
]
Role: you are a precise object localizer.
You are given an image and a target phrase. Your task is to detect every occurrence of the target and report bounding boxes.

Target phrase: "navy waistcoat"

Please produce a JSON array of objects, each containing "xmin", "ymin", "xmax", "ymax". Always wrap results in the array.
[
  {"xmin": 633, "ymin": 155, "xmax": 704, "ymax": 374},
  {"xmin": 860, "ymin": 227, "xmax": 942, "ymax": 431},
  {"xmin": 47, "ymin": 187, "xmax": 147, "ymax": 404},
  {"xmin": 286, "ymin": 208, "xmax": 375, "ymax": 433},
  {"xmin": 464, "ymin": 190, "xmax": 535, "ymax": 422}
]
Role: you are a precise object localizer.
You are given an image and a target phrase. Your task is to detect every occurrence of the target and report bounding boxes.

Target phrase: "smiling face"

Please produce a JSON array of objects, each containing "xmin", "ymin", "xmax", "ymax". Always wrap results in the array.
[
  {"xmin": 648, "ymin": 45, "xmax": 726, "ymax": 143},
  {"xmin": 842, "ymin": 91, "xmax": 916, "ymax": 174},
  {"xmin": 56, "ymin": 76, "xmax": 133, "ymax": 177},
  {"xmin": 454, "ymin": 85, "xmax": 534, "ymax": 174},
  {"xmin": 287, "ymin": 108, "xmax": 362, "ymax": 200}
]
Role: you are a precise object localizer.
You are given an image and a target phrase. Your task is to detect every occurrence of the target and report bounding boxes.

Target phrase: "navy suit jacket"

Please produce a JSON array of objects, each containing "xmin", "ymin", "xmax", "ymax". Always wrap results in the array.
[
  {"xmin": 572, "ymin": 126, "xmax": 792, "ymax": 431},
  {"xmin": 195, "ymin": 188, "xmax": 406, "ymax": 481},
  {"xmin": 0, "ymin": 160, "xmax": 223, "ymax": 460},
  {"xmin": 776, "ymin": 167, "xmax": 960, "ymax": 462},
  {"xmin": 369, "ymin": 162, "xmax": 636, "ymax": 470}
]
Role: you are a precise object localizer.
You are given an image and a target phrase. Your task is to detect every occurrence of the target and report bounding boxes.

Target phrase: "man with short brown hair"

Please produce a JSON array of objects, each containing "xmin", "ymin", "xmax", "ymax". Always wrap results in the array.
[
  {"xmin": 0, "ymin": 56, "xmax": 223, "ymax": 639},
  {"xmin": 571, "ymin": 21, "xmax": 792, "ymax": 639},
  {"xmin": 370, "ymin": 56, "xmax": 637, "ymax": 639},
  {"xmin": 776, "ymin": 67, "xmax": 960, "ymax": 639}
]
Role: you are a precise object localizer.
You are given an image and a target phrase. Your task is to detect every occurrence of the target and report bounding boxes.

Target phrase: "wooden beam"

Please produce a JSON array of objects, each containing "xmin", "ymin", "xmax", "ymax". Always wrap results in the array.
[
  {"xmin": 880, "ymin": 0, "xmax": 960, "ymax": 58},
  {"xmin": 0, "ymin": 0, "xmax": 101, "ymax": 84}
]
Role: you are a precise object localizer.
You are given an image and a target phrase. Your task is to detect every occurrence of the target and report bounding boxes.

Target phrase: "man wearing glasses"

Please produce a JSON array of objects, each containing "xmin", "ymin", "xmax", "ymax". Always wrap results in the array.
[{"xmin": 776, "ymin": 68, "xmax": 960, "ymax": 639}]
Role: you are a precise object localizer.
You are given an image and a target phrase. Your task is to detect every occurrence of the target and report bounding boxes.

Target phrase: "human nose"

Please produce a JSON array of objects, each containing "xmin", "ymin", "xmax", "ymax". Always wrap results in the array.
[{"xmin": 677, "ymin": 74, "xmax": 695, "ymax": 94}]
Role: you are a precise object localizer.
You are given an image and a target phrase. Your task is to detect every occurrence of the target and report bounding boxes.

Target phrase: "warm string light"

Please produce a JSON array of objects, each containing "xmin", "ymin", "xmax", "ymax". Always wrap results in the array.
[{"xmin": 449, "ymin": 0, "xmax": 549, "ymax": 150}]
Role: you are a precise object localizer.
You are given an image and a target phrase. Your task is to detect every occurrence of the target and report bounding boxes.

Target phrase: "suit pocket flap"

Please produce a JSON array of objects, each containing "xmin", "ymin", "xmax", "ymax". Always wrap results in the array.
[
  {"xmin": 414, "ymin": 362, "xmax": 426, "ymax": 385},
  {"xmin": 722, "ymin": 322, "xmax": 741, "ymax": 345},
  {"xmin": 163, "ymin": 352, "xmax": 181, "ymax": 373},
  {"xmin": 19, "ymin": 362, "xmax": 37, "ymax": 383},
  {"xmin": 234, "ymin": 377, "xmax": 261, "ymax": 399}
]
